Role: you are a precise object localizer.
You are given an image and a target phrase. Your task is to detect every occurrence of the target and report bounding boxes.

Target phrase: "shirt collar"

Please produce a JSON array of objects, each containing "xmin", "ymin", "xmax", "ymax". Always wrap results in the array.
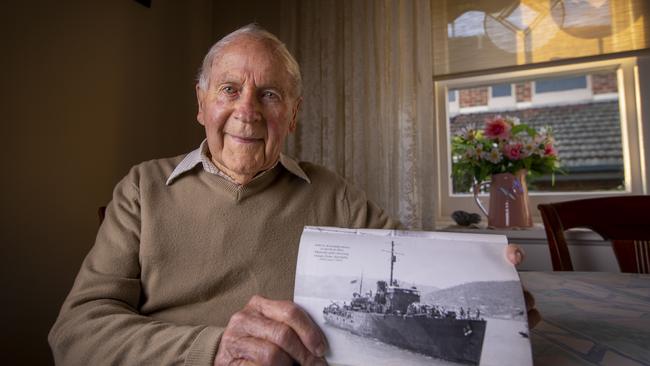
[{"xmin": 166, "ymin": 139, "xmax": 311, "ymax": 185}]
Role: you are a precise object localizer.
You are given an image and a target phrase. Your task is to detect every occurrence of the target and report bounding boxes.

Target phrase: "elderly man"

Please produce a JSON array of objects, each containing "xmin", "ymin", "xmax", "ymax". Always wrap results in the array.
[{"xmin": 49, "ymin": 24, "xmax": 535, "ymax": 366}]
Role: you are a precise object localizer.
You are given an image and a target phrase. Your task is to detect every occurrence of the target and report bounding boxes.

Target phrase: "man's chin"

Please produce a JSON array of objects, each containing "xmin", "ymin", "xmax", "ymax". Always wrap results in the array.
[{"xmin": 222, "ymin": 159, "xmax": 271, "ymax": 178}]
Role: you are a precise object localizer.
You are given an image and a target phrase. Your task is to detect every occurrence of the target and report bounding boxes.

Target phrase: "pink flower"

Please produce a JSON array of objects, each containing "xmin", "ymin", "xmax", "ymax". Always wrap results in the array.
[
  {"xmin": 484, "ymin": 116, "xmax": 511, "ymax": 140},
  {"xmin": 503, "ymin": 143, "xmax": 523, "ymax": 160},
  {"xmin": 544, "ymin": 143, "xmax": 557, "ymax": 157}
]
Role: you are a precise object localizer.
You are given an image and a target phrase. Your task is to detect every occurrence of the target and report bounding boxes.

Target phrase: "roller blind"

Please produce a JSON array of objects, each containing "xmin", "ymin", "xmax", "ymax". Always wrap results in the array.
[{"xmin": 432, "ymin": 0, "xmax": 650, "ymax": 76}]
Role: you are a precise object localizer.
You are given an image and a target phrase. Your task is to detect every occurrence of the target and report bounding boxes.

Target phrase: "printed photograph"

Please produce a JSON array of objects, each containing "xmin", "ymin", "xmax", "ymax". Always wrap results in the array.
[{"xmin": 294, "ymin": 227, "xmax": 532, "ymax": 366}]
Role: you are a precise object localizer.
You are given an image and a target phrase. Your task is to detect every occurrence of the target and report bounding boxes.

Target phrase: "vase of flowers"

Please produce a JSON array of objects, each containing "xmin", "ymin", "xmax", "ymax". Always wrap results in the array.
[{"xmin": 451, "ymin": 115, "xmax": 560, "ymax": 228}]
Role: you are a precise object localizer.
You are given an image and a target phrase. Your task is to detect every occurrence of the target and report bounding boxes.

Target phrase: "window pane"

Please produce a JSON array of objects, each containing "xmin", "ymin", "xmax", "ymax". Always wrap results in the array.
[
  {"xmin": 535, "ymin": 75, "xmax": 587, "ymax": 93},
  {"xmin": 448, "ymin": 89, "xmax": 456, "ymax": 102},
  {"xmin": 491, "ymin": 84, "xmax": 512, "ymax": 97},
  {"xmin": 449, "ymin": 71, "xmax": 624, "ymax": 194}
]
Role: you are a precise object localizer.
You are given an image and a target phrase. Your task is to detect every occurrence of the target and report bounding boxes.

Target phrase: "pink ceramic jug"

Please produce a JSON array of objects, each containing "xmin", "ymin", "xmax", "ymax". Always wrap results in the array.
[{"xmin": 473, "ymin": 170, "xmax": 533, "ymax": 229}]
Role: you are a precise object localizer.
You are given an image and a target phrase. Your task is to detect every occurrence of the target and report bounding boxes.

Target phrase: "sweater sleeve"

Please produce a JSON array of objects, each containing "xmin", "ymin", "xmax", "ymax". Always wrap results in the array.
[
  {"xmin": 343, "ymin": 182, "xmax": 402, "ymax": 230},
  {"xmin": 48, "ymin": 168, "xmax": 223, "ymax": 366}
]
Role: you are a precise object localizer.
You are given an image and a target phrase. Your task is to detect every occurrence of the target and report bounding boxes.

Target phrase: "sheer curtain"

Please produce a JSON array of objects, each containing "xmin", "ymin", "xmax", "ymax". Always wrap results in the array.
[{"xmin": 279, "ymin": 0, "xmax": 436, "ymax": 229}]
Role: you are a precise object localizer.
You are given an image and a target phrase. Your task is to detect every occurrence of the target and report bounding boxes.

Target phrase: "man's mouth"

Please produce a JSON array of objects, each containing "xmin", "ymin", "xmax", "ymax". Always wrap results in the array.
[{"xmin": 226, "ymin": 133, "xmax": 263, "ymax": 144}]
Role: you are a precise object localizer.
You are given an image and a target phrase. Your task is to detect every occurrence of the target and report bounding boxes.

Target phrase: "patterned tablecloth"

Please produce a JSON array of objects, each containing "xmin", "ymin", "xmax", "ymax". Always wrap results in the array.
[{"xmin": 520, "ymin": 272, "xmax": 650, "ymax": 366}]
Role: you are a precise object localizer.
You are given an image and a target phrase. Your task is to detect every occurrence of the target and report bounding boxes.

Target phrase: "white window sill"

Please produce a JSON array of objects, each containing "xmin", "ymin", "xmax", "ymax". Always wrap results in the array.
[
  {"xmin": 436, "ymin": 222, "xmax": 607, "ymax": 244},
  {"xmin": 436, "ymin": 223, "xmax": 617, "ymax": 271}
]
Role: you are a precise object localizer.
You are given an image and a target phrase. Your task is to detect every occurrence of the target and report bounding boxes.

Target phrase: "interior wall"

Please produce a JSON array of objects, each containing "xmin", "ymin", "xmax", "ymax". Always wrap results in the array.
[
  {"xmin": 0, "ymin": 1, "xmax": 212, "ymax": 364},
  {"xmin": 211, "ymin": 1, "xmax": 283, "ymax": 39}
]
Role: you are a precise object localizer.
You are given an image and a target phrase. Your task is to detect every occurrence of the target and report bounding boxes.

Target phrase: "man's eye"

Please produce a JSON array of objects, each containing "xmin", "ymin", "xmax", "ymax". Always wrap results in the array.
[
  {"xmin": 222, "ymin": 86, "xmax": 237, "ymax": 95},
  {"xmin": 262, "ymin": 91, "xmax": 279, "ymax": 100}
]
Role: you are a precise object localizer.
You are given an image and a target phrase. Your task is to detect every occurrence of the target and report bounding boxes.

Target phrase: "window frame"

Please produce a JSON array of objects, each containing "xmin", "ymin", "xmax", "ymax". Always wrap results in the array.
[{"xmin": 433, "ymin": 56, "xmax": 647, "ymax": 227}]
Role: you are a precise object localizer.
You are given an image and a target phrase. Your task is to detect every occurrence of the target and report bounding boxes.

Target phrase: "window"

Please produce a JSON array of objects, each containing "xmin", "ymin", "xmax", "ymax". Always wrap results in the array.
[
  {"xmin": 491, "ymin": 84, "xmax": 512, "ymax": 97},
  {"xmin": 433, "ymin": 57, "xmax": 647, "ymax": 225},
  {"xmin": 452, "ymin": 71, "xmax": 621, "ymax": 193},
  {"xmin": 535, "ymin": 75, "xmax": 587, "ymax": 93}
]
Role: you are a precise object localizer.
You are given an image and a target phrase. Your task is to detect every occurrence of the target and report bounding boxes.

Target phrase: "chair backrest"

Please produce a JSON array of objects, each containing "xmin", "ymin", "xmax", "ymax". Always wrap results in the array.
[{"xmin": 538, "ymin": 196, "xmax": 650, "ymax": 273}]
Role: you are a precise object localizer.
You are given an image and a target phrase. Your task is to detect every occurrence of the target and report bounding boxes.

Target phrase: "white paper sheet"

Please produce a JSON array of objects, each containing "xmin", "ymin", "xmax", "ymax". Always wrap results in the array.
[{"xmin": 294, "ymin": 226, "xmax": 532, "ymax": 366}]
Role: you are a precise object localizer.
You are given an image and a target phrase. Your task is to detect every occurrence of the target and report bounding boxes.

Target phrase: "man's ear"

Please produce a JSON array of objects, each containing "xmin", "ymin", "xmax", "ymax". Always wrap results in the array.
[
  {"xmin": 289, "ymin": 97, "xmax": 302, "ymax": 132},
  {"xmin": 196, "ymin": 84, "xmax": 206, "ymax": 126}
]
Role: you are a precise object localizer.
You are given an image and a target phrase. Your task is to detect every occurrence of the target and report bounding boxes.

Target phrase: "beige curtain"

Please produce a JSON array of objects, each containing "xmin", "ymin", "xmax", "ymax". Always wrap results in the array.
[{"xmin": 279, "ymin": 0, "xmax": 436, "ymax": 229}]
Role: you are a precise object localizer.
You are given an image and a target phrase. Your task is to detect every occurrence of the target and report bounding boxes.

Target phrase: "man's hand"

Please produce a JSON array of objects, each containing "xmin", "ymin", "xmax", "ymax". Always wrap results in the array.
[
  {"xmin": 214, "ymin": 295, "xmax": 328, "ymax": 366},
  {"xmin": 505, "ymin": 244, "xmax": 542, "ymax": 329}
]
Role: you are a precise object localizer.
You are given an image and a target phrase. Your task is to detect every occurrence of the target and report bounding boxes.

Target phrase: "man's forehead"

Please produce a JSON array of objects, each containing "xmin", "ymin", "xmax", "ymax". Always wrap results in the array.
[{"xmin": 210, "ymin": 38, "xmax": 290, "ymax": 86}]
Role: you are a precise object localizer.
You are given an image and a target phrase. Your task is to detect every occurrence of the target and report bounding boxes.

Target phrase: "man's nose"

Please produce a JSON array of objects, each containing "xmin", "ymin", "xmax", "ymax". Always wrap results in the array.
[{"xmin": 233, "ymin": 90, "xmax": 261, "ymax": 123}]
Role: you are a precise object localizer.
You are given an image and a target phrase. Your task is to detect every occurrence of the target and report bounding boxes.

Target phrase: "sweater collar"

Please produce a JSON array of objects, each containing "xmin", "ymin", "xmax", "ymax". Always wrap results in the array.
[{"xmin": 166, "ymin": 139, "xmax": 311, "ymax": 185}]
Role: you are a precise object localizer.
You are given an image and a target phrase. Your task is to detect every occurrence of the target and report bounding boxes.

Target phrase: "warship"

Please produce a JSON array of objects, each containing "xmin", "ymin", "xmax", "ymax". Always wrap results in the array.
[{"xmin": 322, "ymin": 241, "xmax": 487, "ymax": 365}]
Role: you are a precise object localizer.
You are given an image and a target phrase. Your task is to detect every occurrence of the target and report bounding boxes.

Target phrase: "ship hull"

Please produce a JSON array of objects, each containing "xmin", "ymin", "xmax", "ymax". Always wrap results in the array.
[{"xmin": 323, "ymin": 311, "xmax": 486, "ymax": 365}]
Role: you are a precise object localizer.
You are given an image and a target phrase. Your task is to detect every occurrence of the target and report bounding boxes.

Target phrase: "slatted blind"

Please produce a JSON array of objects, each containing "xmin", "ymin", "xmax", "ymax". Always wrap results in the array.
[{"xmin": 432, "ymin": 0, "xmax": 650, "ymax": 76}]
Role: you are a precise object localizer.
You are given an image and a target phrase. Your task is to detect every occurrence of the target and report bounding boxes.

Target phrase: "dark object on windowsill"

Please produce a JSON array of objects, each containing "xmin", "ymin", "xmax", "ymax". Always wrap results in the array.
[{"xmin": 452, "ymin": 210, "xmax": 482, "ymax": 227}]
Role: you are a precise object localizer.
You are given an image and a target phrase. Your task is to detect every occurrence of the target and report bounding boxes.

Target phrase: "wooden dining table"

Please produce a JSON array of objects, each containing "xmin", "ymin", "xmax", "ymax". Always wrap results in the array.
[{"xmin": 520, "ymin": 271, "xmax": 650, "ymax": 366}]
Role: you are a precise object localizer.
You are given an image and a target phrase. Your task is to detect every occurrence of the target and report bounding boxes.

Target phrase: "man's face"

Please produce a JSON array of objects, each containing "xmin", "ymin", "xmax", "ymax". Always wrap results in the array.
[{"xmin": 196, "ymin": 37, "xmax": 300, "ymax": 184}]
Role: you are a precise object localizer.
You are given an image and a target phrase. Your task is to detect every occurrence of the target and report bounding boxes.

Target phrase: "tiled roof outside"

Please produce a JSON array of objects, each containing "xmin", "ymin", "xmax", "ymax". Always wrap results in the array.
[{"xmin": 449, "ymin": 100, "xmax": 623, "ymax": 173}]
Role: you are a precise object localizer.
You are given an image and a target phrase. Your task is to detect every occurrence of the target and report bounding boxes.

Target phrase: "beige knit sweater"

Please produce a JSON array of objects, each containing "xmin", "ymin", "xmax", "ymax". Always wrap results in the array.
[{"xmin": 49, "ymin": 154, "xmax": 398, "ymax": 366}]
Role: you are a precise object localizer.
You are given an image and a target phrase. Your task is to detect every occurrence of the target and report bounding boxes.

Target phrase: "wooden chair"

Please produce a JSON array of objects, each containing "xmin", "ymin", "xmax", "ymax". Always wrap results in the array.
[{"xmin": 538, "ymin": 196, "xmax": 650, "ymax": 273}]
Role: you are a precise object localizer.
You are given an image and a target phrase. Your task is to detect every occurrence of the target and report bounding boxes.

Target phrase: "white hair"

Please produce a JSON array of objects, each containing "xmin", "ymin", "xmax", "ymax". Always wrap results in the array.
[{"xmin": 196, "ymin": 23, "xmax": 302, "ymax": 98}]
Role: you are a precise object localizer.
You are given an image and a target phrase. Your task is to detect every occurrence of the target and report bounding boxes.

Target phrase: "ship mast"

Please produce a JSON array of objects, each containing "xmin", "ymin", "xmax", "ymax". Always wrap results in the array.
[
  {"xmin": 389, "ymin": 241, "xmax": 395, "ymax": 286},
  {"xmin": 359, "ymin": 271, "xmax": 363, "ymax": 294},
  {"xmin": 383, "ymin": 241, "xmax": 402, "ymax": 287}
]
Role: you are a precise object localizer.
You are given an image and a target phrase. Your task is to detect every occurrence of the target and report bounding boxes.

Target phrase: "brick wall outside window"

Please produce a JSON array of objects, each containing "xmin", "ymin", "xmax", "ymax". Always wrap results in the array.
[
  {"xmin": 459, "ymin": 87, "xmax": 488, "ymax": 107},
  {"xmin": 516, "ymin": 82, "xmax": 532, "ymax": 102},
  {"xmin": 592, "ymin": 72, "xmax": 617, "ymax": 94}
]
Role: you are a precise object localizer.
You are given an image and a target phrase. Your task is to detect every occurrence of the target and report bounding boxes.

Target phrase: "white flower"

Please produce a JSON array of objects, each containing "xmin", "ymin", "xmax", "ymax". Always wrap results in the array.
[
  {"xmin": 459, "ymin": 124, "xmax": 478, "ymax": 141},
  {"xmin": 507, "ymin": 116, "xmax": 521, "ymax": 125},
  {"xmin": 482, "ymin": 148, "xmax": 502, "ymax": 163},
  {"xmin": 521, "ymin": 136, "xmax": 536, "ymax": 157}
]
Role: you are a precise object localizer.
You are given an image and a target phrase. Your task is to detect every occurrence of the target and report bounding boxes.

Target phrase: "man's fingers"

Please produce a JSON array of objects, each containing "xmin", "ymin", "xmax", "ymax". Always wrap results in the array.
[
  {"xmin": 239, "ymin": 337, "xmax": 293, "ymax": 366},
  {"xmin": 522, "ymin": 288, "xmax": 541, "ymax": 329},
  {"xmin": 248, "ymin": 295, "xmax": 327, "ymax": 357},
  {"xmin": 234, "ymin": 308, "xmax": 317, "ymax": 366},
  {"xmin": 528, "ymin": 308, "xmax": 542, "ymax": 329},
  {"xmin": 216, "ymin": 335, "xmax": 293, "ymax": 366},
  {"xmin": 523, "ymin": 288, "xmax": 536, "ymax": 311},
  {"xmin": 506, "ymin": 244, "xmax": 525, "ymax": 265},
  {"xmin": 222, "ymin": 297, "xmax": 329, "ymax": 366}
]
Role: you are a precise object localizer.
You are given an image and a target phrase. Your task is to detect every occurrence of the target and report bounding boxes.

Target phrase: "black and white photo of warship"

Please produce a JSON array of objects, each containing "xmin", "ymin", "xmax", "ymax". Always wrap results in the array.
[{"xmin": 322, "ymin": 241, "xmax": 487, "ymax": 365}]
